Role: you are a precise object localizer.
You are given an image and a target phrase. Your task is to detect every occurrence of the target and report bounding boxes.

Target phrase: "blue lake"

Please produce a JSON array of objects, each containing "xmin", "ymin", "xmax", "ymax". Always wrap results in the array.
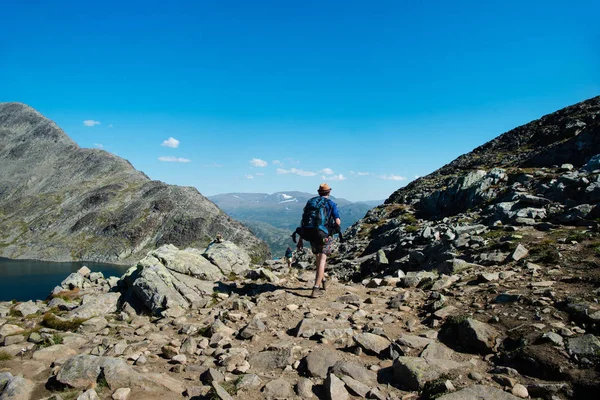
[{"xmin": 0, "ymin": 257, "xmax": 130, "ymax": 302}]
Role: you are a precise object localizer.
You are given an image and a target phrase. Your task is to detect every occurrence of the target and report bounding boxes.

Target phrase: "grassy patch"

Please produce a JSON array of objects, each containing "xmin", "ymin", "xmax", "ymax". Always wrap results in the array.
[
  {"xmin": 51, "ymin": 288, "xmax": 81, "ymax": 302},
  {"xmin": 529, "ymin": 239, "xmax": 561, "ymax": 264},
  {"xmin": 0, "ymin": 350, "xmax": 12, "ymax": 361},
  {"xmin": 405, "ymin": 225, "xmax": 419, "ymax": 233},
  {"xmin": 401, "ymin": 214, "xmax": 417, "ymax": 224},
  {"xmin": 41, "ymin": 313, "xmax": 86, "ymax": 331}
]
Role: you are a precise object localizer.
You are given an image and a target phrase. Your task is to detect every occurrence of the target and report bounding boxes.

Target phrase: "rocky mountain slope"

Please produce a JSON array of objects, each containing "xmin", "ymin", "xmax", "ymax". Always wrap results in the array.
[
  {"xmin": 209, "ymin": 192, "xmax": 380, "ymax": 255},
  {"xmin": 1, "ymin": 96, "xmax": 599, "ymax": 400},
  {"xmin": 0, "ymin": 102, "xmax": 269, "ymax": 265}
]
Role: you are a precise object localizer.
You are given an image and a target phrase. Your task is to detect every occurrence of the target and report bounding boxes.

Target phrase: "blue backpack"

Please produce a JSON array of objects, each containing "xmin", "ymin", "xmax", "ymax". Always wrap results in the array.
[{"xmin": 301, "ymin": 196, "xmax": 331, "ymax": 236}]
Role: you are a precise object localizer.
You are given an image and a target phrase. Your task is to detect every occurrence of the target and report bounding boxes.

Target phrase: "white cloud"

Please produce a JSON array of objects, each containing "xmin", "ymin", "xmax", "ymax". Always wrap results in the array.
[
  {"xmin": 381, "ymin": 174, "xmax": 407, "ymax": 181},
  {"xmin": 273, "ymin": 160, "xmax": 282, "ymax": 165},
  {"xmin": 256, "ymin": 172, "xmax": 265, "ymax": 176},
  {"xmin": 250, "ymin": 158, "xmax": 268, "ymax": 167},
  {"xmin": 329, "ymin": 174, "xmax": 346, "ymax": 181},
  {"xmin": 108, "ymin": 124, "xmax": 113, "ymax": 128},
  {"xmin": 93, "ymin": 143, "xmax": 104, "ymax": 149},
  {"xmin": 350, "ymin": 171, "xmax": 371, "ymax": 176},
  {"xmin": 83, "ymin": 120, "xmax": 100, "ymax": 127},
  {"xmin": 276, "ymin": 168, "xmax": 317, "ymax": 177},
  {"xmin": 161, "ymin": 137, "xmax": 180, "ymax": 148},
  {"xmin": 321, "ymin": 168, "xmax": 334, "ymax": 175},
  {"xmin": 245, "ymin": 174, "xmax": 254, "ymax": 179},
  {"xmin": 158, "ymin": 156, "xmax": 191, "ymax": 163}
]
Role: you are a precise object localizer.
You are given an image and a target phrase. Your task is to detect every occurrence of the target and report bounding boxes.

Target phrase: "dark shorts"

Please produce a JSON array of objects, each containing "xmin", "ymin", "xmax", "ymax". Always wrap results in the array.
[{"xmin": 310, "ymin": 234, "xmax": 332, "ymax": 255}]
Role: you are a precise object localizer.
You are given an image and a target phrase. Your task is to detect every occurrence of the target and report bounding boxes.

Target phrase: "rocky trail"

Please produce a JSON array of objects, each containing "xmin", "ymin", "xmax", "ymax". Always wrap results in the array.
[{"xmin": 1, "ymin": 221, "xmax": 599, "ymax": 399}]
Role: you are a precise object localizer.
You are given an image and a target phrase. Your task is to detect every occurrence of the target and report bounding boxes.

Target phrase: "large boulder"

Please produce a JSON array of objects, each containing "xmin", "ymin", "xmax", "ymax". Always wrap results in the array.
[
  {"xmin": 0, "ymin": 375, "xmax": 34, "ymax": 400},
  {"xmin": 56, "ymin": 355, "xmax": 147, "ymax": 390},
  {"xmin": 203, "ymin": 242, "xmax": 251, "ymax": 275},
  {"xmin": 68, "ymin": 293, "xmax": 121, "ymax": 320},
  {"xmin": 119, "ymin": 245, "xmax": 238, "ymax": 316}
]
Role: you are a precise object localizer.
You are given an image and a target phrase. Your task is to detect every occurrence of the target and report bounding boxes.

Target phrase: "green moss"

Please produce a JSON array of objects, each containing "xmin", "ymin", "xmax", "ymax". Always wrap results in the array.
[
  {"xmin": 405, "ymin": 225, "xmax": 419, "ymax": 233},
  {"xmin": 401, "ymin": 214, "xmax": 417, "ymax": 224}
]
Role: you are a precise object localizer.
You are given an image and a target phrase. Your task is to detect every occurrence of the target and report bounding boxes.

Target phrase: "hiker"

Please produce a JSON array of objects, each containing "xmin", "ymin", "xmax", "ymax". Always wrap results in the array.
[
  {"xmin": 296, "ymin": 183, "xmax": 341, "ymax": 298},
  {"xmin": 284, "ymin": 246, "xmax": 293, "ymax": 268}
]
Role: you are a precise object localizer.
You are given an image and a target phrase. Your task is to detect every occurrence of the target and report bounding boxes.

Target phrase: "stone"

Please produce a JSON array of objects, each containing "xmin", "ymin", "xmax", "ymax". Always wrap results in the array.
[
  {"xmin": 263, "ymin": 378, "xmax": 292, "ymax": 399},
  {"xmin": 437, "ymin": 385, "xmax": 520, "ymax": 399},
  {"xmin": 211, "ymin": 382, "xmax": 234, "ymax": 400},
  {"xmin": 511, "ymin": 383, "xmax": 529, "ymax": 398},
  {"xmin": 0, "ymin": 324, "xmax": 24, "ymax": 339},
  {"xmin": 203, "ymin": 241, "xmax": 251, "ymax": 275},
  {"xmin": 0, "ymin": 372, "xmax": 13, "ymax": 392},
  {"xmin": 89, "ymin": 271, "xmax": 104, "ymax": 282},
  {"xmin": 77, "ymin": 389, "xmax": 100, "ymax": 400},
  {"xmin": 32, "ymin": 345, "xmax": 77, "ymax": 363},
  {"xmin": 0, "ymin": 375, "xmax": 35, "ymax": 400},
  {"xmin": 341, "ymin": 375, "xmax": 370, "ymax": 398},
  {"xmin": 3, "ymin": 335, "xmax": 24, "ymax": 346},
  {"xmin": 324, "ymin": 373, "xmax": 349, "ymax": 400},
  {"xmin": 69, "ymin": 293, "xmax": 121, "ymax": 320},
  {"xmin": 431, "ymin": 275, "xmax": 459, "ymax": 291},
  {"xmin": 511, "ymin": 244, "xmax": 529, "ymax": 261},
  {"xmin": 304, "ymin": 348, "xmax": 339, "ymax": 378},
  {"xmin": 77, "ymin": 266, "xmax": 92, "ymax": 277},
  {"xmin": 421, "ymin": 342, "xmax": 457, "ymax": 360},
  {"xmin": 56, "ymin": 355, "xmax": 147, "ymax": 390},
  {"xmin": 540, "ymin": 332, "xmax": 564, "ymax": 347},
  {"xmin": 295, "ymin": 319, "xmax": 350, "ymax": 338},
  {"xmin": 456, "ymin": 318, "xmax": 500, "ymax": 354},
  {"xmin": 79, "ymin": 316, "xmax": 108, "ymax": 333},
  {"xmin": 111, "ymin": 388, "xmax": 131, "ymax": 400},
  {"xmin": 237, "ymin": 374, "xmax": 262, "ymax": 390},
  {"xmin": 239, "ymin": 317, "xmax": 266, "ymax": 339},
  {"xmin": 200, "ymin": 368, "xmax": 224, "ymax": 384},
  {"xmin": 353, "ymin": 332, "xmax": 391, "ymax": 356},
  {"xmin": 13, "ymin": 301, "xmax": 39, "ymax": 317},
  {"xmin": 296, "ymin": 378, "xmax": 314, "ymax": 398},
  {"xmin": 248, "ymin": 349, "xmax": 294, "ymax": 371},
  {"xmin": 330, "ymin": 361, "xmax": 377, "ymax": 386},
  {"xmin": 393, "ymin": 357, "xmax": 468, "ymax": 391},
  {"xmin": 566, "ymin": 334, "xmax": 600, "ymax": 361},
  {"xmin": 61, "ymin": 273, "xmax": 85, "ymax": 289}
]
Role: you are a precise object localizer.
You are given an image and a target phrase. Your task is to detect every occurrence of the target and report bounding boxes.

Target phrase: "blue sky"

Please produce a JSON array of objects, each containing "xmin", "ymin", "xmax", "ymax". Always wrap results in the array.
[{"xmin": 1, "ymin": 0, "xmax": 598, "ymax": 201}]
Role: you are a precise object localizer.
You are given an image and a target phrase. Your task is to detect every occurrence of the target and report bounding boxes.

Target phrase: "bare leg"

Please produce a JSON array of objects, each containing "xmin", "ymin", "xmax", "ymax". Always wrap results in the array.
[{"xmin": 314, "ymin": 253, "xmax": 327, "ymax": 288}]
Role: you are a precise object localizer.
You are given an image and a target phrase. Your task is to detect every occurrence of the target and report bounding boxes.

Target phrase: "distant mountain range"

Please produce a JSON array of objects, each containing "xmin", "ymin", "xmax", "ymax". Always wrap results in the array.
[{"xmin": 208, "ymin": 192, "xmax": 382, "ymax": 255}]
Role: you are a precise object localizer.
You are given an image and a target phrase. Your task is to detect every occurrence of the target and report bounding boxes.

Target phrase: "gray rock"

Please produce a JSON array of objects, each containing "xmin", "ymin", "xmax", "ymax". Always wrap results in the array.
[
  {"xmin": 32, "ymin": 344, "xmax": 77, "ymax": 363},
  {"xmin": 304, "ymin": 348, "xmax": 339, "ymax": 378},
  {"xmin": 295, "ymin": 319, "xmax": 350, "ymax": 338},
  {"xmin": 0, "ymin": 372, "xmax": 13, "ymax": 393},
  {"xmin": 239, "ymin": 317, "xmax": 266, "ymax": 339},
  {"xmin": 69, "ymin": 293, "xmax": 120, "ymax": 320},
  {"xmin": 200, "ymin": 368, "xmax": 224, "ymax": 384},
  {"xmin": 353, "ymin": 332, "xmax": 391, "ymax": 356},
  {"xmin": 511, "ymin": 244, "xmax": 529, "ymax": 261},
  {"xmin": 0, "ymin": 324, "xmax": 24, "ymax": 339},
  {"xmin": 76, "ymin": 389, "xmax": 99, "ymax": 400},
  {"xmin": 341, "ymin": 375, "xmax": 370, "ymax": 398},
  {"xmin": 56, "ymin": 355, "xmax": 146, "ymax": 390},
  {"xmin": 263, "ymin": 378, "xmax": 292, "ymax": 399},
  {"xmin": 88, "ymin": 272, "xmax": 104, "ymax": 283},
  {"xmin": 211, "ymin": 382, "xmax": 234, "ymax": 400},
  {"xmin": 393, "ymin": 357, "xmax": 468, "ymax": 391},
  {"xmin": 296, "ymin": 378, "xmax": 314, "ymax": 398},
  {"xmin": 111, "ymin": 388, "xmax": 131, "ymax": 400},
  {"xmin": 324, "ymin": 373, "xmax": 349, "ymax": 400},
  {"xmin": 79, "ymin": 316, "xmax": 108, "ymax": 333},
  {"xmin": 237, "ymin": 374, "xmax": 262, "ymax": 390},
  {"xmin": 567, "ymin": 334, "xmax": 600, "ymax": 361},
  {"xmin": 330, "ymin": 361, "xmax": 377, "ymax": 386},
  {"xmin": 0, "ymin": 375, "xmax": 35, "ymax": 400},
  {"xmin": 61, "ymin": 273, "xmax": 84, "ymax": 290},
  {"xmin": 13, "ymin": 301, "xmax": 39, "ymax": 317},
  {"xmin": 456, "ymin": 318, "xmax": 500, "ymax": 354},
  {"xmin": 584, "ymin": 154, "xmax": 600, "ymax": 171},
  {"xmin": 203, "ymin": 241, "xmax": 251, "ymax": 275},
  {"xmin": 152, "ymin": 244, "xmax": 224, "ymax": 280},
  {"xmin": 248, "ymin": 349, "xmax": 294, "ymax": 371},
  {"xmin": 540, "ymin": 332, "xmax": 564, "ymax": 347},
  {"xmin": 437, "ymin": 385, "xmax": 521, "ymax": 399}
]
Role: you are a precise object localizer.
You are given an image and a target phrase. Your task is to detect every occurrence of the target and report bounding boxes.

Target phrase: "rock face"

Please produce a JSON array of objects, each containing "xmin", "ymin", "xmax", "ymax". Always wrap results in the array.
[
  {"xmin": 0, "ymin": 102, "xmax": 269, "ymax": 264},
  {"xmin": 120, "ymin": 244, "xmax": 252, "ymax": 316}
]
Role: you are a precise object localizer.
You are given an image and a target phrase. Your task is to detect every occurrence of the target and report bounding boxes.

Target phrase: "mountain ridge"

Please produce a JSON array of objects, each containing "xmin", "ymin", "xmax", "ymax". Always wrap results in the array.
[{"xmin": 0, "ymin": 102, "xmax": 270, "ymax": 264}]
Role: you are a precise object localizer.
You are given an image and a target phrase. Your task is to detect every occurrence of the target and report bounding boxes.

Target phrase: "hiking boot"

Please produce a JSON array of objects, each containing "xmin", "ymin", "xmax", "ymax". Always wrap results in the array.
[
  {"xmin": 310, "ymin": 286, "xmax": 321, "ymax": 298},
  {"xmin": 321, "ymin": 279, "xmax": 328, "ymax": 290}
]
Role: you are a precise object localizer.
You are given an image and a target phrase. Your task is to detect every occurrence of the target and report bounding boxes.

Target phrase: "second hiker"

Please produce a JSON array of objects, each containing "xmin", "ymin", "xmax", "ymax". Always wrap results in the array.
[{"xmin": 297, "ymin": 183, "xmax": 341, "ymax": 298}]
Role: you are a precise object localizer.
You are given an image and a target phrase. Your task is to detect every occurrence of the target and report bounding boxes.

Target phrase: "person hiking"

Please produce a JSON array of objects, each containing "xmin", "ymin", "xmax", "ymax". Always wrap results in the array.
[
  {"xmin": 296, "ymin": 183, "xmax": 341, "ymax": 298},
  {"xmin": 284, "ymin": 246, "xmax": 293, "ymax": 268}
]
